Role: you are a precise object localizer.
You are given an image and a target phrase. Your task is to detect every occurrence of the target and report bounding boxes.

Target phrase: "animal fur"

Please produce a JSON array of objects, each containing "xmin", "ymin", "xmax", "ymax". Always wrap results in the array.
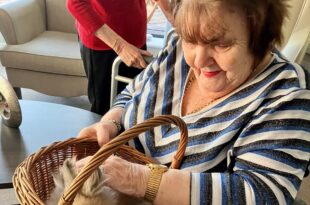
[{"xmin": 46, "ymin": 158, "xmax": 150, "ymax": 205}]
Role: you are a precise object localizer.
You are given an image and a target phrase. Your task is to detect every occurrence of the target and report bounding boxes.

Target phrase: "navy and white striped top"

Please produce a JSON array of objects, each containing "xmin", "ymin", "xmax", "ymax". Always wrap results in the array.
[{"xmin": 113, "ymin": 35, "xmax": 310, "ymax": 204}]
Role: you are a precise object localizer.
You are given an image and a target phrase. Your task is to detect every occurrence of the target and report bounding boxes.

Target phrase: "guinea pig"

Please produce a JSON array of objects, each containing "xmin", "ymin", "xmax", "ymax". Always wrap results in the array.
[{"xmin": 46, "ymin": 158, "xmax": 150, "ymax": 205}]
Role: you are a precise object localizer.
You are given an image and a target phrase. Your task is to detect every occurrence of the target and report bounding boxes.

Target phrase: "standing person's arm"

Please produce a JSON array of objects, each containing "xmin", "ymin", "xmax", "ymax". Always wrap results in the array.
[
  {"xmin": 94, "ymin": 25, "xmax": 151, "ymax": 69},
  {"xmin": 67, "ymin": 0, "xmax": 152, "ymax": 69},
  {"xmin": 152, "ymin": 0, "xmax": 175, "ymax": 24}
]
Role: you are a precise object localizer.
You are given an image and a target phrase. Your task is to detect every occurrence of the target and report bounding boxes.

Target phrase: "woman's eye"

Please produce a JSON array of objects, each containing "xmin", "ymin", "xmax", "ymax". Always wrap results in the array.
[
  {"xmin": 217, "ymin": 43, "xmax": 230, "ymax": 48},
  {"xmin": 214, "ymin": 43, "xmax": 232, "ymax": 51}
]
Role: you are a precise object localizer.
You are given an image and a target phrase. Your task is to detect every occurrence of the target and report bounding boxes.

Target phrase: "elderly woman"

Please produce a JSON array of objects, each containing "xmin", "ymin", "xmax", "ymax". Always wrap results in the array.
[{"xmin": 78, "ymin": 0, "xmax": 310, "ymax": 204}]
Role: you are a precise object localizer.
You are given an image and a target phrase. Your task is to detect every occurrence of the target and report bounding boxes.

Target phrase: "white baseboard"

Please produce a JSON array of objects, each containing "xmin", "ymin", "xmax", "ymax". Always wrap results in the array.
[
  {"xmin": 0, "ymin": 33, "xmax": 5, "ymax": 46},
  {"xmin": 0, "ymin": 43, "xmax": 5, "ymax": 47},
  {"xmin": 307, "ymin": 38, "xmax": 310, "ymax": 55}
]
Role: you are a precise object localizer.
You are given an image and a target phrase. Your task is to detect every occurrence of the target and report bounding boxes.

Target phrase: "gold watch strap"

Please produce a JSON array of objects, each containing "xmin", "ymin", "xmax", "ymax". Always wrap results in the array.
[{"xmin": 144, "ymin": 164, "xmax": 168, "ymax": 202}]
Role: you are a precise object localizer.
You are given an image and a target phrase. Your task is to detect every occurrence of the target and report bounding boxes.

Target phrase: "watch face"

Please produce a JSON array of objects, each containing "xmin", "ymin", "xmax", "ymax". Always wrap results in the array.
[
  {"xmin": 157, "ymin": 164, "xmax": 168, "ymax": 169},
  {"xmin": 147, "ymin": 163, "xmax": 168, "ymax": 170}
]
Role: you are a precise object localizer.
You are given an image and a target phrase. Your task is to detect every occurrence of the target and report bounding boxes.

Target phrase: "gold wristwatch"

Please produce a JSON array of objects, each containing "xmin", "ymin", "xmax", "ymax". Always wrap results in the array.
[{"xmin": 144, "ymin": 163, "xmax": 168, "ymax": 202}]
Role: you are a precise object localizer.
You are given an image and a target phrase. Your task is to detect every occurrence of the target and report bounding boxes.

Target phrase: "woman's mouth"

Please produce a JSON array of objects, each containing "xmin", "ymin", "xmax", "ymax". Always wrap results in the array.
[{"xmin": 201, "ymin": 70, "xmax": 222, "ymax": 78}]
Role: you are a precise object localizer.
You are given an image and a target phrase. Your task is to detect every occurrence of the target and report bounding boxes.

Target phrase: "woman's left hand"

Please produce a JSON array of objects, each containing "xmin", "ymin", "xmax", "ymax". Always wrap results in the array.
[
  {"xmin": 102, "ymin": 155, "xmax": 151, "ymax": 197},
  {"xmin": 75, "ymin": 155, "xmax": 191, "ymax": 204}
]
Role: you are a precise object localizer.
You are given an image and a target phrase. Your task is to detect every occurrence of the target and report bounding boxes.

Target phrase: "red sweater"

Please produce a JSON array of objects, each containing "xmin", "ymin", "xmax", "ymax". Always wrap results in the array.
[{"xmin": 67, "ymin": 0, "xmax": 147, "ymax": 50}]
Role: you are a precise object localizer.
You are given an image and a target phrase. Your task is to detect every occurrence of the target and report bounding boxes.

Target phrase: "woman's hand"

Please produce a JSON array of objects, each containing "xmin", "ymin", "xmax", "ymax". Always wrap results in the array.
[
  {"xmin": 113, "ymin": 40, "xmax": 153, "ymax": 69},
  {"xmin": 77, "ymin": 121, "xmax": 118, "ymax": 146},
  {"xmin": 77, "ymin": 107, "xmax": 124, "ymax": 146},
  {"xmin": 151, "ymin": 0, "xmax": 174, "ymax": 24},
  {"xmin": 102, "ymin": 155, "xmax": 150, "ymax": 198},
  {"xmin": 75, "ymin": 156, "xmax": 93, "ymax": 169},
  {"xmin": 95, "ymin": 24, "xmax": 152, "ymax": 69}
]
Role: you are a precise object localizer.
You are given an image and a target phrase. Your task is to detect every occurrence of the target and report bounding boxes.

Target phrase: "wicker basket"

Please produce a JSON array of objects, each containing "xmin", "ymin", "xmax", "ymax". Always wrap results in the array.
[{"xmin": 13, "ymin": 115, "xmax": 188, "ymax": 205}]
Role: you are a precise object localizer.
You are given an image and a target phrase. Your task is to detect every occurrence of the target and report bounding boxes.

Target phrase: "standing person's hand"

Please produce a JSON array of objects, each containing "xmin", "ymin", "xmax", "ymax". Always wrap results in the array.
[
  {"xmin": 95, "ymin": 24, "xmax": 153, "ymax": 69},
  {"xmin": 114, "ymin": 40, "xmax": 153, "ymax": 69},
  {"xmin": 151, "ymin": 0, "xmax": 175, "ymax": 24}
]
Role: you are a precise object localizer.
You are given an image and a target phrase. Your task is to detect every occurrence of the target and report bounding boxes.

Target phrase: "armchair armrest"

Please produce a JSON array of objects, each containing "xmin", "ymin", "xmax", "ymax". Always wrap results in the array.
[
  {"xmin": 0, "ymin": 0, "xmax": 46, "ymax": 45},
  {"xmin": 282, "ymin": 27, "xmax": 310, "ymax": 64}
]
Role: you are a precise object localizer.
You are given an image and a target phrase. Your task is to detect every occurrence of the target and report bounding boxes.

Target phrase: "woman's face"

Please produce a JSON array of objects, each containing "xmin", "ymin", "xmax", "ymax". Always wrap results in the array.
[{"xmin": 182, "ymin": 4, "xmax": 254, "ymax": 97}]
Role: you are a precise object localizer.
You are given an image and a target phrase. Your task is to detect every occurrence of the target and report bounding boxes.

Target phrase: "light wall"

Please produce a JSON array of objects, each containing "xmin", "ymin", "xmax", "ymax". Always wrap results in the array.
[{"xmin": 0, "ymin": 32, "xmax": 5, "ymax": 44}]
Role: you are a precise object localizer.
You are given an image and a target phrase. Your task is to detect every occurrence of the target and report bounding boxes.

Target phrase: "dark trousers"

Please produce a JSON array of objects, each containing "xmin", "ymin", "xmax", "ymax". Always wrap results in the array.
[{"xmin": 80, "ymin": 43, "xmax": 145, "ymax": 115}]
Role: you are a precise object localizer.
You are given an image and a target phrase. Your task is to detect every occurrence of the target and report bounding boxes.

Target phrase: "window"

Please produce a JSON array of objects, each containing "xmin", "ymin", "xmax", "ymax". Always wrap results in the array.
[{"xmin": 147, "ymin": 6, "xmax": 169, "ymax": 38}]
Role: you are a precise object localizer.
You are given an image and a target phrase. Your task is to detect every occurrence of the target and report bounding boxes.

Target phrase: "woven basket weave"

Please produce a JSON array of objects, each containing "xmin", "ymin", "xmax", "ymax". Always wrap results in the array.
[{"xmin": 13, "ymin": 115, "xmax": 188, "ymax": 205}]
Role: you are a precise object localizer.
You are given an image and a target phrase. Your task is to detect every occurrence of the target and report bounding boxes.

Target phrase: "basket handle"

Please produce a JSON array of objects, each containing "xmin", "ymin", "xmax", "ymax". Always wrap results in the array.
[{"xmin": 59, "ymin": 115, "xmax": 188, "ymax": 205}]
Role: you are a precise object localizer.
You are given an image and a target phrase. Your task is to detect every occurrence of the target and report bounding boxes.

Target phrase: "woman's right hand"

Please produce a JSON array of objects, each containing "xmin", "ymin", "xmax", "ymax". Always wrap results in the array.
[
  {"xmin": 114, "ymin": 40, "xmax": 153, "ymax": 69},
  {"xmin": 94, "ymin": 24, "xmax": 152, "ymax": 69},
  {"xmin": 77, "ymin": 121, "xmax": 118, "ymax": 146}
]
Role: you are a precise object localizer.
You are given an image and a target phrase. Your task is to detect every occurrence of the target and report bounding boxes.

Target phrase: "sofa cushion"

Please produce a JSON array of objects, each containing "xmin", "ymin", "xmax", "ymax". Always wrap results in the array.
[
  {"xmin": 0, "ymin": 0, "xmax": 46, "ymax": 45},
  {"xmin": 46, "ymin": 0, "xmax": 76, "ymax": 33},
  {"xmin": 0, "ymin": 31, "xmax": 85, "ymax": 77}
]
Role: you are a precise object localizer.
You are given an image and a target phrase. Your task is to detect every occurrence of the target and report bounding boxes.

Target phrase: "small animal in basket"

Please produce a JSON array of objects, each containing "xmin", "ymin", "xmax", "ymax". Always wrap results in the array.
[{"xmin": 46, "ymin": 158, "xmax": 150, "ymax": 205}]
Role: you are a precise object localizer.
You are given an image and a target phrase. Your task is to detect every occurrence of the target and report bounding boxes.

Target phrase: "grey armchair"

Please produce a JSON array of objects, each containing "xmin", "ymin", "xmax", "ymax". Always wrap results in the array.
[
  {"xmin": 281, "ymin": 0, "xmax": 310, "ymax": 64},
  {"xmin": 0, "ymin": 0, "xmax": 87, "ymax": 98}
]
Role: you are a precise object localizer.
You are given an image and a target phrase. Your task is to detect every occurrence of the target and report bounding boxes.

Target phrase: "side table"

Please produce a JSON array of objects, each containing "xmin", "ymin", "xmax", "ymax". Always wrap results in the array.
[{"xmin": 0, "ymin": 100, "xmax": 101, "ymax": 188}]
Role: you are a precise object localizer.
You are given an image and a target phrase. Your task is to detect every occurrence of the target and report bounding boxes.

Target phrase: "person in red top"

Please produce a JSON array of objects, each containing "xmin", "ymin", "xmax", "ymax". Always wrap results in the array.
[
  {"xmin": 67, "ymin": 0, "xmax": 152, "ymax": 115},
  {"xmin": 152, "ymin": 0, "xmax": 180, "ymax": 25}
]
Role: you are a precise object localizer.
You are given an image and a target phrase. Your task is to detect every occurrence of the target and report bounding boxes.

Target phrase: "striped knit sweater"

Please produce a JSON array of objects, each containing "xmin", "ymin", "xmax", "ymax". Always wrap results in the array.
[{"xmin": 112, "ymin": 35, "xmax": 310, "ymax": 205}]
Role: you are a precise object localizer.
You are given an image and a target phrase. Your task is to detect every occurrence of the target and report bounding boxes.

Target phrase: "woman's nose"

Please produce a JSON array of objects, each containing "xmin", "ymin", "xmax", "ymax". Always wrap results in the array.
[{"xmin": 194, "ymin": 45, "xmax": 215, "ymax": 68}]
